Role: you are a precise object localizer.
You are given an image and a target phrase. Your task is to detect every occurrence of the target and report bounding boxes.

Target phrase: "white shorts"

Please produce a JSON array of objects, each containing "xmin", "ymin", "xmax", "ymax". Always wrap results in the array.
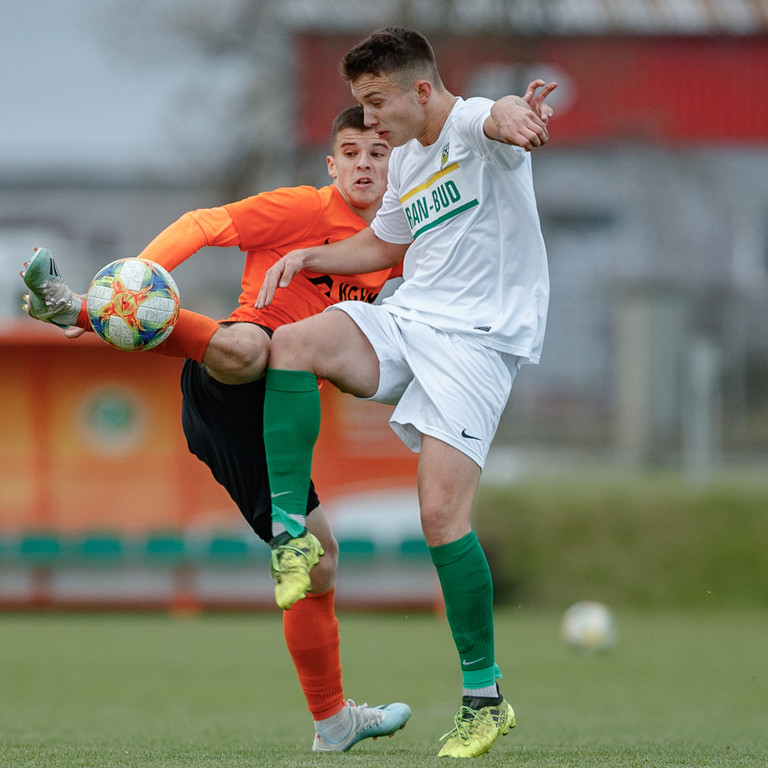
[{"xmin": 329, "ymin": 302, "xmax": 522, "ymax": 468}]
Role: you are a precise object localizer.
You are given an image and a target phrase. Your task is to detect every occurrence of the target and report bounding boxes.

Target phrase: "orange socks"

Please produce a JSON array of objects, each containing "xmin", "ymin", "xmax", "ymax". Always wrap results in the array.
[
  {"xmin": 152, "ymin": 308, "xmax": 220, "ymax": 363},
  {"xmin": 282, "ymin": 589, "xmax": 345, "ymax": 720},
  {"xmin": 77, "ymin": 301, "xmax": 218, "ymax": 364},
  {"xmin": 76, "ymin": 302, "xmax": 90, "ymax": 329}
]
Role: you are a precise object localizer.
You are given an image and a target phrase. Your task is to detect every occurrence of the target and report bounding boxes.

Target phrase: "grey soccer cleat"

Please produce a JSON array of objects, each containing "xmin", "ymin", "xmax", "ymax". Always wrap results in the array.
[
  {"xmin": 20, "ymin": 247, "xmax": 81, "ymax": 327},
  {"xmin": 312, "ymin": 700, "xmax": 411, "ymax": 752}
]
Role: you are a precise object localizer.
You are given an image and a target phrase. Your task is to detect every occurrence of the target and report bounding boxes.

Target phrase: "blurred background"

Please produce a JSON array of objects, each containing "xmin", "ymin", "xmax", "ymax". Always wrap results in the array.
[{"xmin": 1, "ymin": 0, "xmax": 767, "ymax": 612}]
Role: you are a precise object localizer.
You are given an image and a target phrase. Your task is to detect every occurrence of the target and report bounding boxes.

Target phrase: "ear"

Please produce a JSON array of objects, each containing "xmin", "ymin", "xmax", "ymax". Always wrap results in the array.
[
  {"xmin": 414, "ymin": 79, "xmax": 432, "ymax": 104},
  {"xmin": 326, "ymin": 155, "xmax": 337, "ymax": 179}
]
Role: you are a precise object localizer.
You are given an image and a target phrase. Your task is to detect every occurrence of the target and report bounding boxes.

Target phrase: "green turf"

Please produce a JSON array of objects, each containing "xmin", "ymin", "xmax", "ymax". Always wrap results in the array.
[{"xmin": 1, "ymin": 609, "xmax": 766, "ymax": 767}]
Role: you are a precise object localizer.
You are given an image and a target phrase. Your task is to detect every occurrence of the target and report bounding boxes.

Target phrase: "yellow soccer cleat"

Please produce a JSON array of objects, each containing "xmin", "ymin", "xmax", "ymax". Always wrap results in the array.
[
  {"xmin": 270, "ymin": 531, "xmax": 324, "ymax": 610},
  {"xmin": 437, "ymin": 697, "xmax": 515, "ymax": 758}
]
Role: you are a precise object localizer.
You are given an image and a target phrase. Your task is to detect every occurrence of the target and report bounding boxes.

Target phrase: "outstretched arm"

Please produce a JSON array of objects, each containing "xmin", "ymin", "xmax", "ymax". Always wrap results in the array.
[
  {"xmin": 139, "ymin": 207, "xmax": 240, "ymax": 271},
  {"xmin": 484, "ymin": 79, "xmax": 558, "ymax": 151},
  {"xmin": 64, "ymin": 208, "xmax": 239, "ymax": 340},
  {"xmin": 255, "ymin": 226, "xmax": 407, "ymax": 309}
]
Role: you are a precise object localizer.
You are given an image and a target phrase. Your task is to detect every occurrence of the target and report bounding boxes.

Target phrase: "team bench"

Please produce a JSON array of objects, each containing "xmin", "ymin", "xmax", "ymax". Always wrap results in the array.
[{"xmin": 0, "ymin": 531, "xmax": 434, "ymax": 611}]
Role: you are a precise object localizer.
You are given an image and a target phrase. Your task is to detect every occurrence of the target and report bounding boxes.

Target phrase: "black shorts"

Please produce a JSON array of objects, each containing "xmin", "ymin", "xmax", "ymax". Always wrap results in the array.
[{"xmin": 180, "ymin": 357, "xmax": 320, "ymax": 543}]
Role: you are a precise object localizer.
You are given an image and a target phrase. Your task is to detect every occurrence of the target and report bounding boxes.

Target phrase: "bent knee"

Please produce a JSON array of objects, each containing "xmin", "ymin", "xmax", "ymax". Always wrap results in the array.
[
  {"xmin": 310, "ymin": 534, "xmax": 338, "ymax": 593},
  {"xmin": 419, "ymin": 501, "xmax": 472, "ymax": 548},
  {"xmin": 205, "ymin": 325, "xmax": 270, "ymax": 383},
  {"xmin": 269, "ymin": 323, "xmax": 310, "ymax": 369},
  {"xmin": 227, "ymin": 337, "xmax": 269, "ymax": 374}
]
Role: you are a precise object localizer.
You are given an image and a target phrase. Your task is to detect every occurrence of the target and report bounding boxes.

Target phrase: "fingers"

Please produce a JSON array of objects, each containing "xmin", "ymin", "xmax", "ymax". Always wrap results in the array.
[
  {"xmin": 526, "ymin": 79, "xmax": 558, "ymax": 103},
  {"xmin": 523, "ymin": 79, "xmax": 547, "ymax": 103},
  {"xmin": 502, "ymin": 123, "xmax": 547, "ymax": 152},
  {"xmin": 523, "ymin": 128, "xmax": 548, "ymax": 151},
  {"xmin": 255, "ymin": 260, "xmax": 295, "ymax": 309},
  {"xmin": 522, "ymin": 80, "xmax": 557, "ymax": 140},
  {"xmin": 535, "ymin": 81, "xmax": 558, "ymax": 102},
  {"xmin": 516, "ymin": 114, "xmax": 549, "ymax": 150},
  {"xmin": 492, "ymin": 98, "xmax": 549, "ymax": 149},
  {"xmin": 255, "ymin": 269, "xmax": 278, "ymax": 309},
  {"xmin": 525, "ymin": 80, "xmax": 558, "ymax": 122},
  {"xmin": 65, "ymin": 326, "xmax": 86, "ymax": 339},
  {"xmin": 255, "ymin": 250, "xmax": 309, "ymax": 309}
]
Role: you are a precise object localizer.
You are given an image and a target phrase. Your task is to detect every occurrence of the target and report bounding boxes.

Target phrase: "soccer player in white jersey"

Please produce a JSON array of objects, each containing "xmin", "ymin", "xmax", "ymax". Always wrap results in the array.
[{"xmin": 256, "ymin": 27, "xmax": 556, "ymax": 758}]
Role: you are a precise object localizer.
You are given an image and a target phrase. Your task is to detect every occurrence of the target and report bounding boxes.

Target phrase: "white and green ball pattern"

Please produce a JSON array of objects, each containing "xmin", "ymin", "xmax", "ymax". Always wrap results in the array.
[{"xmin": 87, "ymin": 258, "xmax": 180, "ymax": 351}]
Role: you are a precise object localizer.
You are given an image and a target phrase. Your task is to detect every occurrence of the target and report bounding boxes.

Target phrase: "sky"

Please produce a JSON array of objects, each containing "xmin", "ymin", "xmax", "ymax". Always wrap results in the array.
[{"xmin": 1, "ymin": 0, "xmax": 199, "ymax": 173}]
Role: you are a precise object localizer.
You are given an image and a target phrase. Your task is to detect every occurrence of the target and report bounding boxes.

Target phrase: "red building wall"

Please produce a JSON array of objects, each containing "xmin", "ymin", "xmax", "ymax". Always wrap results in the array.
[{"xmin": 298, "ymin": 34, "xmax": 768, "ymax": 146}]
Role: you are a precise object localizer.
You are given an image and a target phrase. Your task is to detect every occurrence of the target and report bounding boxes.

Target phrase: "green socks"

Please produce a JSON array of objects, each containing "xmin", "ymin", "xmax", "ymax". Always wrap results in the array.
[
  {"xmin": 265, "ymin": 371, "xmax": 500, "ymax": 690},
  {"xmin": 263, "ymin": 369, "xmax": 321, "ymax": 539},
  {"xmin": 430, "ymin": 531, "xmax": 500, "ymax": 690}
]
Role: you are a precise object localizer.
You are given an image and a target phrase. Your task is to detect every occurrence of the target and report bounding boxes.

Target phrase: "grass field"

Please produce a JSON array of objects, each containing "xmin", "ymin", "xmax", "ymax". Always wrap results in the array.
[{"xmin": 2, "ymin": 608, "xmax": 766, "ymax": 767}]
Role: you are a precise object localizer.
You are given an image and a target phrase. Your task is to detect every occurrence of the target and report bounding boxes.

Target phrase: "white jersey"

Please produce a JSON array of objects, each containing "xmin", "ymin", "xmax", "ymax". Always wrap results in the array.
[{"xmin": 371, "ymin": 96, "xmax": 549, "ymax": 362}]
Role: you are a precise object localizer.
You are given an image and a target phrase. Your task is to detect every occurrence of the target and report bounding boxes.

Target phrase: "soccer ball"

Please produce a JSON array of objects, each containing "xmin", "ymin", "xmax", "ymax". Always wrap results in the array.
[
  {"xmin": 87, "ymin": 258, "xmax": 180, "ymax": 351},
  {"xmin": 560, "ymin": 601, "xmax": 618, "ymax": 654}
]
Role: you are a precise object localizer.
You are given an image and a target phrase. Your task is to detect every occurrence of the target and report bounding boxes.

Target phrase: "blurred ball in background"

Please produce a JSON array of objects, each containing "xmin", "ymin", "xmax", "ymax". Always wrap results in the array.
[{"xmin": 560, "ymin": 600, "xmax": 618, "ymax": 654}]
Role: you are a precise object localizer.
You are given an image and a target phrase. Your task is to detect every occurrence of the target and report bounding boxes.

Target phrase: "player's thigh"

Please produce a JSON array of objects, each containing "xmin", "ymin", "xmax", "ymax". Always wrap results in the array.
[
  {"xmin": 270, "ymin": 308, "xmax": 381, "ymax": 398},
  {"xmin": 392, "ymin": 327, "xmax": 519, "ymax": 467}
]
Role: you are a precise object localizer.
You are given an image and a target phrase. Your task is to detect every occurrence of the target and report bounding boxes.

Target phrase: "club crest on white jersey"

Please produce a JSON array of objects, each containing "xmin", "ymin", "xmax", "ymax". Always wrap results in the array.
[{"xmin": 440, "ymin": 142, "xmax": 450, "ymax": 168}]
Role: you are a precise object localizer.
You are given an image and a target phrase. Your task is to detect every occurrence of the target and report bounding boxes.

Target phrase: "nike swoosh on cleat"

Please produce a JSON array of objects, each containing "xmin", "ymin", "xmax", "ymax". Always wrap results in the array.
[{"xmin": 461, "ymin": 429, "xmax": 481, "ymax": 440}]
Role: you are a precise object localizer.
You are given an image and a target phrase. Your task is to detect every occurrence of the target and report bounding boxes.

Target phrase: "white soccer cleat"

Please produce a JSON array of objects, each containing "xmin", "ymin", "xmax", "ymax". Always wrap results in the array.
[{"xmin": 312, "ymin": 700, "xmax": 411, "ymax": 752}]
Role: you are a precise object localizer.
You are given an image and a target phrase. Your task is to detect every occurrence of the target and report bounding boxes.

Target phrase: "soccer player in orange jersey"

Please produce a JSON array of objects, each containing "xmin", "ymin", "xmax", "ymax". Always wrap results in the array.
[{"xmin": 20, "ymin": 105, "xmax": 410, "ymax": 752}]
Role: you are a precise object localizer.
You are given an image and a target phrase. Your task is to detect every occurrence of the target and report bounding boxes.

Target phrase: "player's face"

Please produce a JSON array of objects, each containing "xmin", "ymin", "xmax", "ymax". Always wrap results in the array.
[
  {"xmin": 328, "ymin": 127, "xmax": 391, "ymax": 214},
  {"xmin": 351, "ymin": 73, "xmax": 426, "ymax": 147}
]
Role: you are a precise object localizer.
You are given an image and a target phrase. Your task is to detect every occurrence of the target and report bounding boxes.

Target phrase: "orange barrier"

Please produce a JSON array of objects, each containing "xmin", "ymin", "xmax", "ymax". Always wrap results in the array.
[{"xmin": 0, "ymin": 321, "xmax": 419, "ymax": 536}]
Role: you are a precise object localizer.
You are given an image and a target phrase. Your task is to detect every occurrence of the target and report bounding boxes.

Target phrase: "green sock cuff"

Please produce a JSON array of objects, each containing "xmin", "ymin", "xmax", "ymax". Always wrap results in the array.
[
  {"xmin": 266, "ymin": 368, "xmax": 318, "ymax": 393},
  {"xmin": 462, "ymin": 663, "xmax": 502, "ymax": 690},
  {"xmin": 428, "ymin": 531, "xmax": 478, "ymax": 567}
]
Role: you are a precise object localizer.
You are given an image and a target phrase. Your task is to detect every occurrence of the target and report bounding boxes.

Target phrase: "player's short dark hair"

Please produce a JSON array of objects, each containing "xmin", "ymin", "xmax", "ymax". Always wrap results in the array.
[
  {"xmin": 330, "ymin": 105, "xmax": 368, "ymax": 152},
  {"xmin": 340, "ymin": 27, "xmax": 440, "ymax": 87}
]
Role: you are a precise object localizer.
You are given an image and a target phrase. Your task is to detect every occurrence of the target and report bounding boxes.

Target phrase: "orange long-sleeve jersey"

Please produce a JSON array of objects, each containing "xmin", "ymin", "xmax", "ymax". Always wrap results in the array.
[{"xmin": 138, "ymin": 184, "xmax": 402, "ymax": 331}]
